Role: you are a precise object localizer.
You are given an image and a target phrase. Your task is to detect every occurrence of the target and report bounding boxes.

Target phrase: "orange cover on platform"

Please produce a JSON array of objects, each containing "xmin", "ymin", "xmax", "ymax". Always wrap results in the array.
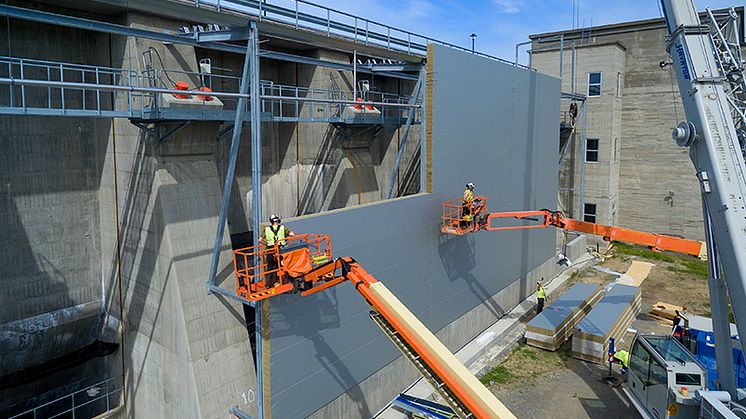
[{"xmin": 282, "ymin": 248, "xmax": 313, "ymax": 277}]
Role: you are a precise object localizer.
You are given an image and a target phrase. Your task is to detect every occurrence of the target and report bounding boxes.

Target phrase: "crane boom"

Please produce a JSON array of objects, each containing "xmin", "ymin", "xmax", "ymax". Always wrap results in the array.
[{"xmin": 660, "ymin": 0, "xmax": 746, "ymax": 393}]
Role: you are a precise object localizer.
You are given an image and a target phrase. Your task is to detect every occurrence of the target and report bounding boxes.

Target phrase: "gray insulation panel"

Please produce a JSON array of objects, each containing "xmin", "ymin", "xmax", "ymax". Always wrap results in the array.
[
  {"xmin": 528, "ymin": 283, "xmax": 602, "ymax": 330},
  {"xmin": 269, "ymin": 44, "xmax": 561, "ymax": 418},
  {"xmin": 576, "ymin": 284, "xmax": 641, "ymax": 337}
]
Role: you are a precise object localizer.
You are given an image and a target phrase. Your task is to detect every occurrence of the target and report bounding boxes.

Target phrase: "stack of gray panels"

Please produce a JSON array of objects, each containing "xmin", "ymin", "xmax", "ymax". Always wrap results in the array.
[
  {"xmin": 572, "ymin": 284, "xmax": 642, "ymax": 363},
  {"xmin": 525, "ymin": 283, "xmax": 603, "ymax": 351}
]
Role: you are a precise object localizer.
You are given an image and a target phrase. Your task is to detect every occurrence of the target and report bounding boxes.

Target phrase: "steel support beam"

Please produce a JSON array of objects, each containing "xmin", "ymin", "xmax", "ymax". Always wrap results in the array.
[
  {"xmin": 190, "ymin": 28, "xmax": 249, "ymax": 42},
  {"xmin": 206, "ymin": 25, "xmax": 252, "ymax": 293},
  {"xmin": 0, "ymin": 4, "xmax": 244, "ymax": 54},
  {"xmin": 246, "ymin": 21, "xmax": 266, "ymax": 419},
  {"xmin": 0, "ymin": 4, "xmax": 421, "ymax": 80},
  {"xmin": 387, "ymin": 69, "xmax": 424, "ymax": 199},
  {"xmin": 703, "ymin": 198, "xmax": 737, "ymax": 398}
]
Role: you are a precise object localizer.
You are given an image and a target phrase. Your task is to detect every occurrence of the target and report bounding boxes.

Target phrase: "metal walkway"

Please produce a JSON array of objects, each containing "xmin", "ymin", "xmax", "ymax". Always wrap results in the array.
[{"xmin": 0, "ymin": 55, "xmax": 418, "ymax": 125}]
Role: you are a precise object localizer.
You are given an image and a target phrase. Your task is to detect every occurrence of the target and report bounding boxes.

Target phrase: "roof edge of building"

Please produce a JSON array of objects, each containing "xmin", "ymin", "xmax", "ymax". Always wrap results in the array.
[
  {"xmin": 529, "ymin": 6, "xmax": 744, "ymax": 41},
  {"xmin": 531, "ymin": 41, "xmax": 627, "ymax": 53}
]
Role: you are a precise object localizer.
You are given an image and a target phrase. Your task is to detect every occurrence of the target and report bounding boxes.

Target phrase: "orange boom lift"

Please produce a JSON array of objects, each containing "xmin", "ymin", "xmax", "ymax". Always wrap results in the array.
[
  {"xmin": 232, "ymin": 234, "xmax": 515, "ymax": 419},
  {"xmin": 441, "ymin": 196, "xmax": 705, "ymax": 257}
]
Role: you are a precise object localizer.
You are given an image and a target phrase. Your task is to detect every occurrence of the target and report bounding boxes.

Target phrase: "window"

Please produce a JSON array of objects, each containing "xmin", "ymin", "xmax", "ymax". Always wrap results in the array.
[
  {"xmin": 588, "ymin": 72, "xmax": 602, "ymax": 97},
  {"xmin": 584, "ymin": 203, "xmax": 597, "ymax": 223},
  {"xmin": 586, "ymin": 138, "xmax": 599, "ymax": 162},
  {"xmin": 613, "ymin": 138, "xmax": 618, "ymax": 162},
  {"xmin": 616, "ymin": 72, "xmax": 622, "ymax": 97},
  {"xmin": 630, "ymin": 341, "xmax": 652, "ymax": 380},
  {"xmin": 649, "ymin": 359, "xmax": 668, "ymax": 387},
  {"xmin": 676, "ymin": 373, "xmax": 702, "ymax": 386}
]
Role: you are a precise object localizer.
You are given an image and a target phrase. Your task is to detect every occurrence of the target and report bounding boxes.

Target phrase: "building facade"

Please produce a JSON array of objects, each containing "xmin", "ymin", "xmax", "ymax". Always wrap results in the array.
[{"xmin": 531, "ymin": 9, "xmax": 744, "ymax": 241}]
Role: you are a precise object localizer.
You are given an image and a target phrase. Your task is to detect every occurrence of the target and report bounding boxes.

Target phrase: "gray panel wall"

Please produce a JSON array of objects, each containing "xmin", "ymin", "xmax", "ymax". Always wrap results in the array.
[{"xmin": 272, "ymin": 45, "xmax": 559, "ymax": 418}]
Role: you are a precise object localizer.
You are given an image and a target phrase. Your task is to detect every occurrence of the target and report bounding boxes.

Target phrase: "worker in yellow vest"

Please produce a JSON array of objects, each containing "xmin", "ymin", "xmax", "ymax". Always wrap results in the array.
[
  {"xmin": 260, "ymin": 214, "xmax": 295, "ymax": 287},
  {"xmin": 613, "ymin": 349, "xmax": 629, "ymax": 374},
  {"xmin": 536, "ymin": 280, "xmax": 546, "ymax": 314},
  {"xmin": 262, "ymin": 214, "xmax": 295, "ymax": 248},
  {"xmin": 461, "ymin": 182, "xmax": 475, "ymax": 227}
]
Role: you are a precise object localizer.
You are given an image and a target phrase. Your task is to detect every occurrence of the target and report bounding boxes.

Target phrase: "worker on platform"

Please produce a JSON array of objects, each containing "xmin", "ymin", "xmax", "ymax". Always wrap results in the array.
[
  {"xmin": 536, "ymin": 280, "xmax": 546, "ymax": 314},
  {"xmin": 612, "ymin": 349, "xmax": 630, "ymax": 375},
  {"xmin": 461, "ymin": 182, "xmax": 475, "ymax": 228},
  {"xmin": 260, "ymin": 214, "xmax": 295, "ymax": 287}
]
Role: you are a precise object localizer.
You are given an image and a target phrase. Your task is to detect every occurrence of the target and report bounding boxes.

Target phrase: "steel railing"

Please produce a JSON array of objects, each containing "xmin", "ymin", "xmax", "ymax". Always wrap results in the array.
[
  {"xmin": 0, "ymin": 56, "xmax": 419, "ymax": 123},
  {"xmin": 9, "ymin": 375, "xmax": 124, "ymax": 419},
  {"xmin": 179, "ymin": 0, "xmax": 526, "ymax": 67}
]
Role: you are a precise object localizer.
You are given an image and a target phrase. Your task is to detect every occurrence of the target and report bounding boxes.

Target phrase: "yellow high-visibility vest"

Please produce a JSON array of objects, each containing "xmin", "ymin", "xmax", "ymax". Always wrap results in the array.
[
  {"xmin": 463, "ymin": 189, "xmax": 474, "ymax": 204},
  {"xmin": 265, "ymin": 225, "xmax": 287, "ymax": 246},
  {"xmin": 614, "ymin": 350, "xmax": 629, "ymax": 368},
  {"xmin": 536, "ymin": 287, "xmax": 546, "ymax": 299}
]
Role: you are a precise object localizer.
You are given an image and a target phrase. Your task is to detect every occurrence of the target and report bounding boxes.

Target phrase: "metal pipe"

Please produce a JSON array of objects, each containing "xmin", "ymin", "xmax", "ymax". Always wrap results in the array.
[
  {"xmin": 558, "ymin": 34, "xmax": 564, "ymax": 85},
  {"xmin": 579, "ymin": 100, "xmax": 587, "ymax": 220},
  {"xmin": 386, "ymin": 69, "xmax": 424, "ymax": 199},
  {"xmin": 514, "ymin": 40, "xmax": 532, "ymax": 65},
  {"xmin": 206, "ymin": 24, "xmax": 253, "ymax": 293},
  {"xmin": 248, "ymin": 21, "xmax": 265, "ymax": 419},
  {"xmin": 702, "ymin": 198, "xmax": 737, "ymax": 398},
  {"xmin": 571, "ymin": 44, "xmax": 576, "ymax": 94},
  {"xmin": 353, "ymin": 50, "xmax": 357, "ymax": 100}
]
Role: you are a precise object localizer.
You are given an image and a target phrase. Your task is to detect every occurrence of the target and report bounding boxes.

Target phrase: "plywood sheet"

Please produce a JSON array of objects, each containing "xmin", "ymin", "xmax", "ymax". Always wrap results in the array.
[
  {"xmin": 526, "ymin": 283, "xmax": 603, "ymax": 351},
  {"xmin": 618, "ymin": 261, "xmax": 653, "ymax": 287}
]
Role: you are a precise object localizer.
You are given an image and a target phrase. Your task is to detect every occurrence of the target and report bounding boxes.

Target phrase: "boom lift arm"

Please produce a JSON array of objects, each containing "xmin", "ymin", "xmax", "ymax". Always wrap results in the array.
[
  {"xmin": 440, "ymin": 197, "xmax": 705, "ymax": 257},
  {"xmin": 232, "ymin": 234, "xmax": 515, "ymax": 419}
]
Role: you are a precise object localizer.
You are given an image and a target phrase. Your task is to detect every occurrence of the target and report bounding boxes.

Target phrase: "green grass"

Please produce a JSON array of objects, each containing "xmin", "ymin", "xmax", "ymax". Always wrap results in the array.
[
  {"xmin": 682, "ymin": 259, "xmax": 709, "ymax": 279},
  {"xmin": 613, "ymin": 242, "xmax": 677, "ymax": 263},
  {"xmin": 480, "ymin": 365, "xmax": 513, "ymax": 385},
  {"xmin": 615, "ymin": 242, "xmax": 709, "ymax": 279}
]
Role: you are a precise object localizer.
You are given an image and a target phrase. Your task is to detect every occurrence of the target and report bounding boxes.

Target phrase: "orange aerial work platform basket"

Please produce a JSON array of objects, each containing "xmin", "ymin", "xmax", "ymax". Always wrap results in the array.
[
  {"xmin": 232, "ymin": 234, "xmax": 333, "ymax": 302},
  {"xmin": 440, "ymin": 195, "xmax": 488, "ymax": 235}
]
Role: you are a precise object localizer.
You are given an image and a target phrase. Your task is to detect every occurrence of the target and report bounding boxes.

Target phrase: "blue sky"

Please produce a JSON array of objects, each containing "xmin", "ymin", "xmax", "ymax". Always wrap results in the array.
[{"xmin": 312, "ymin": 0, "xmax": 741, "ymax": 63}]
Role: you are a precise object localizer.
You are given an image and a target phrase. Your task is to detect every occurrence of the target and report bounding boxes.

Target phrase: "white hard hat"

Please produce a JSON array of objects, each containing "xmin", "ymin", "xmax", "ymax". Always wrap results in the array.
[{"xmin": 466, "ymin": 182, "xmax": 475, "ymax": 189}]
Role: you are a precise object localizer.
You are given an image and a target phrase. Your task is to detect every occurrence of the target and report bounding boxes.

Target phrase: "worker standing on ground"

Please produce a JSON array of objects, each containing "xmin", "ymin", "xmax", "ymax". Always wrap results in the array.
[
  {"xmin": 260, "ymin": 214, "xmax": 295, "ymax": 286},
  {"xmin": 536, "ymin": 280, "xmax": 546, "ymax": 314},
  {"xmin": 613, "ymin": 349, "xmax": 630, "ymax": 375},
  {"xmin": 461, "ymin": 182, "xmax": 475, "ymax": 228}
]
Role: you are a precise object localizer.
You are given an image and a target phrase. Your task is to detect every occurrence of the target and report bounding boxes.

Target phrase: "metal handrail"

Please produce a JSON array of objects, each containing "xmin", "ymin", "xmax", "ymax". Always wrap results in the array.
[
  {"xmin": 9, "ymin": 375, "xmax": 123, "ymax": 419},
  {"xmin": 186, "ymin": 0, "xmax": 527, "ymax": 68}
]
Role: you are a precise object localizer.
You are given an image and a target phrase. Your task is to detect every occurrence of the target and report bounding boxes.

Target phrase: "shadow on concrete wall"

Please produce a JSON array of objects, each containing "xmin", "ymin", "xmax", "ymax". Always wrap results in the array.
[
  {"xmin": 436, "ymin": 234, "xmax": 506, "ymax": 318},
  {"xmin": 298, "ymin": 125, "xmax": 340, "ymax": 215},
  {"xmin": 268, "ymin": 291, "xmax": 372, "ymax": 417}
]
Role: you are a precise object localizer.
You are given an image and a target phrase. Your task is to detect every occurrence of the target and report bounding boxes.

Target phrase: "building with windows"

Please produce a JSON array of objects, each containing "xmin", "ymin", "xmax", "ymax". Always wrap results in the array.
[{"xmin": 530, "ymin": 8, "xmax": 744, "ymax": 241}]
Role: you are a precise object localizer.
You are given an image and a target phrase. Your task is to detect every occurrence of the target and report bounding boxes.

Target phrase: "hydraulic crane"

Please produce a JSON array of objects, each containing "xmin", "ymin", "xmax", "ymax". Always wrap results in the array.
[
  {"xmin": 440, "ymin": 195, "xmax": 706, "ymax": 257},
  {"xmin": 232, "ymin": 234, "xmax": 515, "ymax": 419},
  {"xmin": 659, "ymin": 0, "xmax": 746, "ymax": 406}
]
